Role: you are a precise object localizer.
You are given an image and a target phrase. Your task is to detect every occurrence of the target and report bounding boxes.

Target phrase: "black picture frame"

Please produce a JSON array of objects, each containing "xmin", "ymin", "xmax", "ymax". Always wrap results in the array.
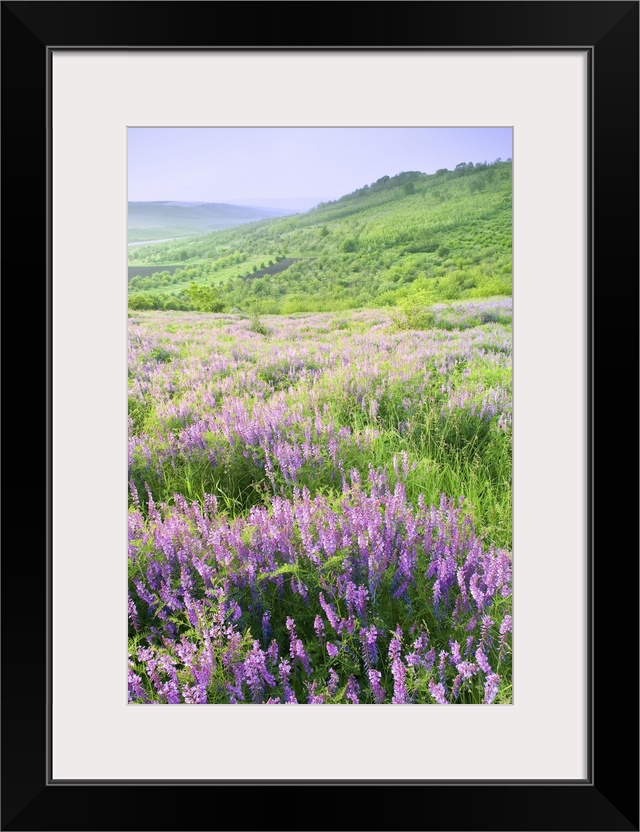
[{"xmin": 2, "ymin": 2, "xmax": 638, "ymax": 830}]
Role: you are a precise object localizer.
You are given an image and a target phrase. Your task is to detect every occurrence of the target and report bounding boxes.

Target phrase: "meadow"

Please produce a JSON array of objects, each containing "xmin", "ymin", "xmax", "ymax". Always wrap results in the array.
[{"xmin": 128, "ymin": 299, "xmax": 512, "ymax": 704}]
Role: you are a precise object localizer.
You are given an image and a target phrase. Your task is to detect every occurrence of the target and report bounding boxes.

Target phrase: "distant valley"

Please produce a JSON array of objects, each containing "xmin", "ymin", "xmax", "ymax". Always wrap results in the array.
[{"xmin": 128, "ymin": 200, "xmax": 294, "ymax": 244}]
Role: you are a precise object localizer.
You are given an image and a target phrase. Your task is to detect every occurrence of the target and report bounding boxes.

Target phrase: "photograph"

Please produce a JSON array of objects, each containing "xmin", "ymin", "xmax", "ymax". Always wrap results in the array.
[
  {"xmin": 127, "ymin": 127, "xmax": 514, "ymax": 706},
  {"xmin": 2, "ymin": 0, "xmax": 637, "ymax": 827}
]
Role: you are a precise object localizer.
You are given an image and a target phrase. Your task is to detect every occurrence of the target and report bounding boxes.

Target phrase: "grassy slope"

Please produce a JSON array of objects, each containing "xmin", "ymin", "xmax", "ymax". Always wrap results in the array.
[{"xmin": 128, "ymin": 161, "xmax": 512, "ymax": 313}]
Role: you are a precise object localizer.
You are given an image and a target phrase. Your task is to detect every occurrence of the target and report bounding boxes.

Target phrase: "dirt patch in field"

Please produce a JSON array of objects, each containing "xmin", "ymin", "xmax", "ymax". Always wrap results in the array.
[
  {"xmin": 129, "ymin": 258, "xmax": 306, "ymax": 283},
  {"xmin": 242, "ymin": 258, "xmax": 305, "ymax": 280},
  {"xmin": 128, "ymin": 264, "xmax": 183, "ymax": 281}
]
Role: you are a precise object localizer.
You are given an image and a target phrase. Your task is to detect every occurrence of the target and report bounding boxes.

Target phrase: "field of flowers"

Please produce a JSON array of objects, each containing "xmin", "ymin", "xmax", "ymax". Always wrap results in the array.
[{"xmin": 128, "ymin": 299, "xmax": 513, "ymax": 704}]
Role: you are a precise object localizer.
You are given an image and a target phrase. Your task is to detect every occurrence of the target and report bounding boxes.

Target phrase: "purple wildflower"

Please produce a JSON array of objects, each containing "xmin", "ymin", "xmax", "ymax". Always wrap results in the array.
[
  {"xmin": 279, "ymin": 657, "xmax": 298, "ymax": 703},
  {"xmin": 475, "ymin": 648, "xmax": 492, "ymax": 674},
  {"xmin": 346, "ymin": 675, "xmax": 360, "ymax": 704},
  {"xmin": 279, "ymin": 657, "xmax": 291, "ymax": 686},
  {"xmin": 499, "ymin": 614, "xmax": 512, "ymax": 660},
  {"xmin": 424, "ymin": 648, "xmax": 436, "ymax": 670},
  {"xmin": 469, "ymin": 573, "xmax": 485, "ymax": 610},
  {"xmin": 413, "ymin": 632, "xmax": 429, "ymax": 654},
  {"xmin": 354, "ymin": 585, "xmax": 369, "ymax": 618},
  {"xmin": 484, "ymin": 673, "xmax": 501, "ymax": 704},
  {"xmin": 327, "ymin": 668, "xmax": 339, "ymax": 697},
  {"xmin": 128, "ymin": 659, "xmax": 147, "ymax": 702},
  {"xmin": 452, "ymin": 674, "xmax": 463, "ymax": 700},
  {"xmin": 389, "ymin": 627, "xmax": 410, "ymax": 703},
  {"xmin": 405, "ymin": 652, "xmax": 420, "ymax": 667},
  {"xmin": 391, "ymin": 656, "xmax": 410, "ymax": 704},
  {"xmin": 451, "ymin": 662, "xmax": 478, "ymax": 700},
  {"xmin": 438, "ymin": 650, "xmax": 448, "ymax": 683},
  {"xmin": 287, "ymin": 617, "xmax": 311, "ymax": 675},
  {"xmin": 389, "ymin": 625, "xmax": 403, "ymax": 662},
  {"xmin": 337, "ymin": 615, "xmax": 356, "ymax": 636},
  {"xmin": 368, "ymin": 669, "xmax": 386, "ymax": 703},
  {"xmin": 429, "ymin": 679, "xmax": 449, "ymax": 704},
  {"xmin": 449, "ymin": 640, "xmax": 462, "ymax": 665},
  {"xmin": 128, "ymin": 596, "xmax": 140, "ymax": 633},
  {"xmin": 456, "ymin": 661, "xmax": 478, "ymax": 680},
  {"xmin": 479, "ymin": 615, "xmax": 494, "ymax": 651},
  {"xmin": 262, "ymin": 611, "xmax": 272, "ymax": 643},
  {"xmin": 266, "ymin": 639, "xmax": 279, "ymax": 666},
  {"xmin": 244, "ymin": 641, "xmax": 276, "ymax": 703},
  {"xmin": 360, "ymin": 625, "xmax": 379, "ymax": 667},
  {"xmin": 318, "ymin": 593, "xmax": 340, "ymax": 632},
  {"xmin": 306, "ymin": 681, "xmax": 325, "ymax": 704}
]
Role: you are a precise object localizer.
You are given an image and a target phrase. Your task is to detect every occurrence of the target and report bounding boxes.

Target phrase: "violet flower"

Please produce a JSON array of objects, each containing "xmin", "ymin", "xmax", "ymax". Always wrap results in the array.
[
  {"xmin": 346, "ymin": 675, "xmax": 360, "ymax": 704},
  {"xmin": 484, "ymin": 673, "xmax": 501, "ymax": 704},
  {"xmin": 429, "ymin": 679, "xmax": 449, "ymax": 705}
]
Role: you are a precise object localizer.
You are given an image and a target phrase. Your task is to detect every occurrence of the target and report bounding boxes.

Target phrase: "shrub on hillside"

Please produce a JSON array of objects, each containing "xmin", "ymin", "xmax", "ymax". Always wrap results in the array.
[
  {"xmin": 248, "ymin": 315, "xmax": 271, "ymax": 336},
  {"xmin": 392, "ymin": 291, "xmax": 437, "ymax": 331}
]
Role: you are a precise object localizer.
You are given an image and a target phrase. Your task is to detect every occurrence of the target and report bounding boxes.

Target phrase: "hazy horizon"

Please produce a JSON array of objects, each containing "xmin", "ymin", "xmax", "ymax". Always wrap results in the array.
[
  {"xmin": 128, "ymin": 127, "xmax": 512, "ymax": 210},
  {"xmin": 127, "ymin": 196, "xmax": 322, "ymax": 214}
]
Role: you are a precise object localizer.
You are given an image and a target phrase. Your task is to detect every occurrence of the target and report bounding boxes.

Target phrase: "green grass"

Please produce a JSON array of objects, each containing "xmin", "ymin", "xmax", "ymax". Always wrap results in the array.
[{"xmin": 129, "ymin": 318, "xmax": 512, "ymax": 549}]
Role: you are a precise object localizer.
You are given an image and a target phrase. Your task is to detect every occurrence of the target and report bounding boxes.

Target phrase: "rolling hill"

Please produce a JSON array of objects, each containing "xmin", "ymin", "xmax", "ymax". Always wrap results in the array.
[
  {"xmin": 128, "ymin": 201, "xmax": 293, "ymax": 243},
  {"xmin": 128, "ymin": 160, "xmax": 512, "ymax": 314}
]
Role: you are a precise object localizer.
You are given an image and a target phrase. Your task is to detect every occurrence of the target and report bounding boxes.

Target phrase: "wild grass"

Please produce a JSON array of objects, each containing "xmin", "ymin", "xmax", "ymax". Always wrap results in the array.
[{"xmin": 128, "ymin": 301, "xmax": 512, "ymax": 704}]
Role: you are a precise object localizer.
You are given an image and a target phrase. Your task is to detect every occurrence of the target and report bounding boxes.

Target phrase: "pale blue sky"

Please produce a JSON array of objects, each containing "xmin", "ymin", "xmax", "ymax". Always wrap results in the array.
[{"xmin": 128, "ymin": 127, "xmax": 512, "ymax": 211}]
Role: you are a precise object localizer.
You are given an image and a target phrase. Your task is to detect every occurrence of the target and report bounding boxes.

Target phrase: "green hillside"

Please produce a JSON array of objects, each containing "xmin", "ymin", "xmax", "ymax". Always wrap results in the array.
[{"xmin": 128, "ymin": 160, "xmax": 512, "ymax": 314}]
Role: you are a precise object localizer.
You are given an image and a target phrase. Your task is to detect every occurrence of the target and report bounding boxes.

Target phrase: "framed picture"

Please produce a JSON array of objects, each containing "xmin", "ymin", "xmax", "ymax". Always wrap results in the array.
[{"xmin": 2, "ymin": 2, "xmax": 637, "ymax": 830}]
